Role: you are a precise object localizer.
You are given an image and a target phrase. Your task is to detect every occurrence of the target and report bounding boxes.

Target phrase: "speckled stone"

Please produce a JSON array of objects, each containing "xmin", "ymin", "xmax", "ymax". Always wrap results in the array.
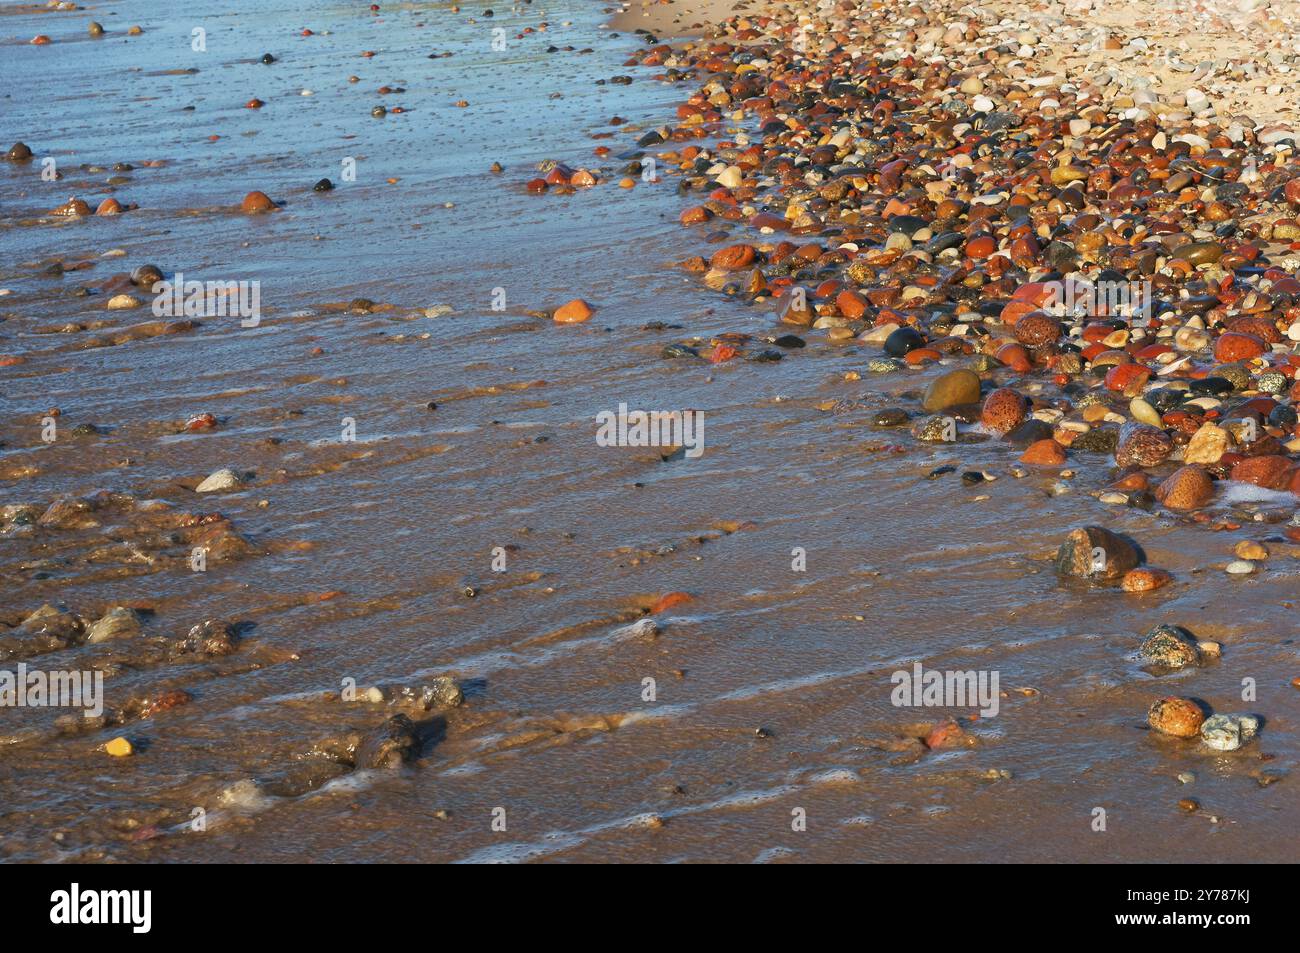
[{"xmin": 1139, "ymin": 624, "xmax": 1202, "ymax": 669}]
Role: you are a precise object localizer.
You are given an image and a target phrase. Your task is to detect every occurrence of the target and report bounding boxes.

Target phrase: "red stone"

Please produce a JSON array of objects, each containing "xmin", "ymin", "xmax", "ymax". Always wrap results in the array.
[
  {"xmin": 1214, "ymin": 331, "xmax": 1267, "ymax": 363},
  {"xmin": 996, "ymin": 343, "xmax": 1032, "ymax": 372},
  {"xmin": 650, "ymin": 592, "xmax": 692, "ymax": 614},
  {"xmin": 553, "ymin": 299, "xmax": 594, "ymax": 324},
  {"xmin": 710, "ymin": 244, "xmax": 756, "ymax": 271},
  {"xmin": 240, "ymin": 191, "xmax": 275, "ymax": 213},
  {"xmin": 981, "ymin": 387, "xmax": 1027, "ymax": 433},
  {"xmin": 1020, "ymin": 439, "xmax": 1066, "ymax": 465},
  {"xmin": 836, "ymin": 289, "xmax": 869, "ymax": 320},
  {"xmin": 1230, "ymin": 454, "xmax": 1294, "ymax": 489},
  {"xmin": 1104, "ymin": 363, "xmax": 1151, "ymax": 393}
]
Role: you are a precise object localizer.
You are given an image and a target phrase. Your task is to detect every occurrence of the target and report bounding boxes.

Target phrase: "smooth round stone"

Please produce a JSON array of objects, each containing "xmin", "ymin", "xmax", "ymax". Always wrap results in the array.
[
  {"xmin": 1003, "ymin": 419, "xmax": 1053, "ymax": 446},
  {"xmin": 868, "ymin": 357, "xmax": 904, "ymax": 373},
  {"xmin": 882, "ymin": 326, "xmax": 924, "ymax": 357},
  {"xmin": 925, "ymin": 231, "xmax": 964, "ymax": 254},
  {"xmin": 1174, "ymin": 241, "xmax": 1224, "ymax": 266},
  {"xmin": 886, "ymin": 215, "xmax": 927, "ymax": 236},
  {"xmin": 921, "ymin": 368, "xmax": 981, "ymax": 412},
  {"xmin": 1225, "ymin": 560, "xmax": 1255, "ymax": 575},
  {"xmin": 1129, "ymin": 397, "xmax": 1162, "ymax": 427}
]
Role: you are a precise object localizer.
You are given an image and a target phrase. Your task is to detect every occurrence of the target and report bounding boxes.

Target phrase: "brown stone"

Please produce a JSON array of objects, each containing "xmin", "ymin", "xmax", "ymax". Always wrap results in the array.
[
  {"xmin": 981, "ymin": 387, "xmax": 1027, "ymax": 433},
  {"xmin": 1147, "ymin": 697, "xmax": 1205, "ymax": 738},
  {"xmin": 709, "ymin": 244, "xmax": 756, "ymax": 271},
  {"xmin": 1013, "ymin": 311, "xmax": 1060, "ymax": 347},
  {"xmin": 1230, "ymin": 454, "xmax": 1293, "ymax": 489},
  {"xmin": 240, "ymin": 190, "xmax": 276, "ymax": 213},
  {"xmin": 553, "ymin": 299, "xmax": 594, "ymax": 324},
  {"xmin": 1155, "ymin": 466, "xmax": 1214, "ymax": 511},
  {"xmin": 1020, "ymin": 438, "xmax": 1066, "ymax": 465}
]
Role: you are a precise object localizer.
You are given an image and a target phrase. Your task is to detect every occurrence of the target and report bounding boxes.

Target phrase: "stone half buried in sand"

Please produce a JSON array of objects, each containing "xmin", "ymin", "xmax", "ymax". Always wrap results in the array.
[
  {"xmin": 1054, "ymin": 525, "xmax": 1141, "ymax": 581},
  {"xmin": 195, "ymin": 468, "xmax": 245, "ymax": 493},
  {"xmin": 240, "ymin": 190, "xmax": 277, "ymax": 213},
  {"xmin": 85, "ymin": 606, "xmax": 143, "ymax": 644},
  {"xmin": 552, "ymin": 298, "xmax": 594, "ymax": 324},
  {"xmin": 1121, "ymin": 568, "xmax": 1171, "ymax": 593},
  {"xmin": 1020, "ymin": 438, "xmax": 1066, "ymax": 466}
]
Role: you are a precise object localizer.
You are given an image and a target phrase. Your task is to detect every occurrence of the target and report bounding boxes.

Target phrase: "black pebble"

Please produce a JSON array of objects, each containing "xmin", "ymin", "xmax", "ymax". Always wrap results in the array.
[{"xmin": 883, "ymin": 326, "xmax": 924, "ymax": 357}]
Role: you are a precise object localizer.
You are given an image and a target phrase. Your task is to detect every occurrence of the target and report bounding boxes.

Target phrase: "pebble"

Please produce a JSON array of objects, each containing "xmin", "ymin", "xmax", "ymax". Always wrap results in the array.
[
  {"xmin": 552, "ymin": 299, "xmax": 594, "ymax": 324},
  {"xmin": 1020, "ymin": 439, "xmax": 1066, "ymax": 466},
  {"xmin": 1054, "ymin": 525, "xmax": 1139, "ymax": 581},
  {"xmin": 921, "ymin": 368, "xmax": 980, "ymax": 412},
  {"xmin": 86, "ymin": 606, "xmax": 142, "ymax": 644},
  {"xmin": 1140, "ymin": 624, "xmax": 1201, "ymax": 669},
  {"xmin": 1122, "ymin": 568, "xmax": 1171, "ymax": 593},
  {"xmin": 981, "ymin": 388, "xmax": 1027, "ymax": 434},
  {"xmin": 105, "ymin": 737, "xmax": 134, "ymax": 758},
  {"xmin": 1148, "ymin": 697, "xmax": 1206, "ymax": 738},
  {"xmin": 1224, "ymin": 560, "xmax": 1255, "ymax": 575},
  {"xmin": 1155, "ymin": 466, "xmax": 1214, "ymax": 511},
  {"xmin": 1183, "ymin": 422, "xmax": 1229, "ymax": 465},
  {"xmin": 1233, "ymin": 540, "xmax": 1268, "ymax": 561},
  {"xmin": 196, "ymin": 468, "xmax": 245, "ymax": 493},
  {"xmin": 240, "ymin": 190, "xmax": 277, "ymax": 213},
  {"xmin": 1199, "ymin": 714, "xmax": 1259, "ymax": 751}
]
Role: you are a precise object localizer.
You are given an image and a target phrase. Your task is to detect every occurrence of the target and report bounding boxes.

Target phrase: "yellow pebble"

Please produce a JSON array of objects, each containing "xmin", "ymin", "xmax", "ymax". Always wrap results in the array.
[
  {"xmin": 105, "ymin": 737, "xmax": 133, "ymax": 757},
  {"xmin": 1234, "ymin": 540, "xmax": 1268, "ymax": 561}
]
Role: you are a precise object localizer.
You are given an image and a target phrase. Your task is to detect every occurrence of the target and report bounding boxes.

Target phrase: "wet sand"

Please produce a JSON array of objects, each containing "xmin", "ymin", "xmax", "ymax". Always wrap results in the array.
[{"xmin": 1, "ymin": 0, "xmax": 1298, "ymax": 863}]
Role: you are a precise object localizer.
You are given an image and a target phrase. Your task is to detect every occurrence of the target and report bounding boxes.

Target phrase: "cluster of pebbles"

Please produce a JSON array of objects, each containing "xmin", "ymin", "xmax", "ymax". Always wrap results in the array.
[{"xmin": 592, "ymin": 0, "xmax": 1300, "ymax": 751}]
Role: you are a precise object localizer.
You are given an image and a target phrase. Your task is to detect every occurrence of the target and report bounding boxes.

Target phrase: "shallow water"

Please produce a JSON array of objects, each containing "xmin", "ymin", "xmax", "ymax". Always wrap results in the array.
[{"xmin": 1, "ymin": 1, "xmax": 1297, "ymax": 863}]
